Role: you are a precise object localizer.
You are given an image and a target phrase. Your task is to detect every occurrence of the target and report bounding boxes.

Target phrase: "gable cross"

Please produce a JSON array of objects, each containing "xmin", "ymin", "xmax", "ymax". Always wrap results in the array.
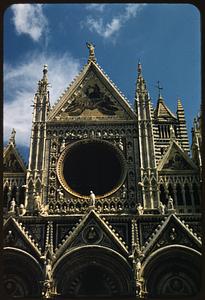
[{"xmin": 156, "ymin": 80, "xmax": 163, "ymax": 98}]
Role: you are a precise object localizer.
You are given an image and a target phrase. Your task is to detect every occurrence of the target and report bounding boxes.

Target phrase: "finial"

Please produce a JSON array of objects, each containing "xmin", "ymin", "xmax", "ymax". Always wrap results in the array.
[
  {"xmin": 9, "ymin": 128, "xmax": 16, "ymax": 146},
  {"xmin": 138, "ymin": 60, "xmax": 142, "ymax": 76},
  {"xmin": 86, "ymin": 42, "xmax": 96, "ymax": 63},
  {"xmin": 156, "ymin": 81, "xmax": 163, "ymax": 99},
  {"xmin": 43, "ymin": 64, "xmax": 48, "ymax": 81}
]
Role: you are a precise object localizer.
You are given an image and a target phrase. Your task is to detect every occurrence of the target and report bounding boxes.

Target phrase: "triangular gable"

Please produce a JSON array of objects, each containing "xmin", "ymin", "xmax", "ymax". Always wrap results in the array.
[
  {"xmin": 48, "ymin": 61, "xmax": 136, "ymax": 122},
  {"xmin": 155, "ymin": 98, "xmax": 177, "ymax": 121},
  {"xmin": 54, "ymin": 210, "xmax": 129, "ymax": 261},
  {"xmin": 158, "ymin": 140, "xmax": 198, "ymax": 171},
  {"xmin": 3, "ymin": 217, "xmax": 41, "ymax": 257},
  {"xmin": 142, "ymin": 214, "xmax": 201, "ymax": 257},
  {"xmin": 4, "ymin": 143, "xmax": 27, "ymax": 173}
]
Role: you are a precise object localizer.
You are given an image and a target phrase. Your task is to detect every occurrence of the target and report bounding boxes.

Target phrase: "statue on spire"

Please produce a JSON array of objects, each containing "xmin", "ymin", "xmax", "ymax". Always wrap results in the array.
[
  {"xmin": 9, "ymin": 128, "xmax": 16, "ymax": 146},
  {"xmin": 86, "ymin": 42, "xmax": 96, "ymax": 63}
]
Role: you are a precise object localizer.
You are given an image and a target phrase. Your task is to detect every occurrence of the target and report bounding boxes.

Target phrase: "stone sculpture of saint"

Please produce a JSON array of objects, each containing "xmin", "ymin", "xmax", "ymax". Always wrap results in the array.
[
  {"xmin": 9, "ymin": 198, "xmax": 16, "ymax": 213},
  {"xmin": 90, "ymin": 190, "xmax": 96, "ymax": 207}
]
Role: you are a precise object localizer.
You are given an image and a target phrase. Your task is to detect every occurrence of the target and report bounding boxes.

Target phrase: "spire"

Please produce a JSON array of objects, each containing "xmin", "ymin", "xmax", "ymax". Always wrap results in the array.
[
  {"xmin": 86, "ymin": 42, "xmax": 96, "ymax": 63},
  {"xmin": 177, "ymin": 98, "xmax": 185, "ymax": 119},
  {"xmin": 9, "ymin": 128, "xmax": 16, "ymax": 147},
  {"xmin": 36, "ymin": 65, "xmax": 49, "ymax": 95},
  {"xmin": 136, "ymin": 61, "xmax": 148, "ymax": 95}
]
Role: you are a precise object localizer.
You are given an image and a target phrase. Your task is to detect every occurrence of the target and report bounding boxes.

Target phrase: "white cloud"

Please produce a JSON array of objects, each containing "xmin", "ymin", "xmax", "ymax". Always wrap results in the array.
[
  {"xmin": 84, "ymin": 4, "xmax": 147, "ymax": 39},
  {"xmin": 87, "ymin": 17, "xmax": 121, "ymax": 39},
  {"xmin": 86, "ymin": 4, "xmax": 106, "ymax": 12},
  {"xmin": 11, "ymin": 4, "xmax": 48, "ymax": 41},
  {"xmin": 4, "ymin": 53, "xmax": 81, "ymax": 146}
]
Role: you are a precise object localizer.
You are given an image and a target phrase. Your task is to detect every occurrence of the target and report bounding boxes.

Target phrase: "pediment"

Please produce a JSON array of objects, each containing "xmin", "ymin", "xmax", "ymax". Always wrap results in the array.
[
  {"xmin": 142, "ymin": 214, "xmax": 201, "ymax": 257},
  {"xmin": 48, "ymin": 61, "xmax": 136, "ymax": 122},
  {"xmin": 3, "ymin": 217, "xmax": 41, "ymax": 257},
  {"xmin": 3, "ymin": 144, "xmax": 26, "ymax": 173},
  {"xmin": 158, "ymin": 140, "xmax": 198, "ymax": 172},
  {"xmin": 155, "ymin": 98, "xmax": 177, "ymax": 121},
  {"xmin": 54, "ymin": 210, "xmax": 128, "ymax": 260}
]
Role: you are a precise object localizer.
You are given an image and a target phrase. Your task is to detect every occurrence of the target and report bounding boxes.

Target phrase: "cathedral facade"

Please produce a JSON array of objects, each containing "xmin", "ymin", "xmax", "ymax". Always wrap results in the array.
[{"xmin": 3, "ymin": 45, "xmax": 202, "ymax": 298}]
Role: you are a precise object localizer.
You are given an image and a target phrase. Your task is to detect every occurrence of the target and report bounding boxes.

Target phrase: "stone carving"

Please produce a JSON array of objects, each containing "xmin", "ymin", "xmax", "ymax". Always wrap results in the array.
[
  {"xmin": 137, "ymin": 203, "xmax": 144, "ymax": 215},
  {"xmin": 34, "ymin": 193, "xmax": 49, "ymax": 216},
  {"xmin": 159, "ymin": 201, "xmax": 165, "ymax": 215},
  {"xmin": 90, "ymin": 191, "xmax": 96, "ymax": 207},
  {"xmin": 18, "ymin": 204, "xmax": 26, "ymax": 216},
  {"xmin": 64, "ymin": 83, "xmax": 118, "ymax": 116},
  {"xmin": 119, "ymin": 138, "xmax": 124, "ymax": 151},
  {"xmin": 83, "ymin": 224, "xmax": 102, "ymax": 244},
  {"xmin": 9, "ymin": 128, "xmax": 16, "ymax": 145},
  {"xmin": 57, "ymin": 187, "xmax": 64, "ymax": 202},
  {"xmin": 9, "ymin": 198, "xmax": 16, "ymax": 213},
  {"xmin": 167, "ymin": 196, "xmax": 175, "ymax": 214},
  {"xmin": 5, "ymin": 230, "xmax": 16, "ymax": 246},
  {"xmin": 169, "ymin": 227, "xmax": 177, "ymax": 241},
  {"xmin": 163, "ymin": 152, "xmax": 191, "ymax": 170},
  {"xmin": 34, "ymin": 193, "xmax": 42, "ymax": 212},
  {"xmin": 4, "ymin": 153, "xmax": 23, "ymax": 172},
  {"xmin": 60, "ymin": 139, "xmax": 66, "ymax": 152}
]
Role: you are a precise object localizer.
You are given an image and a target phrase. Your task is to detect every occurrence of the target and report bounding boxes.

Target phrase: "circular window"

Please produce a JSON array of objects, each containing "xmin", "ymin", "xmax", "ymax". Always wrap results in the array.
[{"xmin": 57, "ymin": 139, "xmax": 127, "ymax": 199}]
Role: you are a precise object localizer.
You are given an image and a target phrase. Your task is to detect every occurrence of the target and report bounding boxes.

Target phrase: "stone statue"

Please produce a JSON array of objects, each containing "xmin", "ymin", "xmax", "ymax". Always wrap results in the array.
[
  {"xmin": 34, "ymin": 192, "xmax": 42, "ymax": 211},
  {"xmin": 9, "ymin": 128, "xmax": 16, "ymax": 145},
  {"xmin": 57, "ymin": 187, "xmax": 64, "ymax": 201},
  {"xmin": 168, "ymin": 195, "xmax": 174, "ymax": 210},
  {"xmin": 34, "ymin": 192, "xmax": 48, "ymax": 216},
  {"xmin": 44, "ymin": 258, "xmax": 52, "ymax": 282},
  {"xmin": 119, "ymin": 138, "xmax": 124, "ymax": 151},
  {"xmin": 90, "ymin": 191, "xmax": 95, "ymax": 207},
  {"xmin": 136, "ymin": 258, "xmax": 142, "ymax": 279},
  {"xmin": 60, "ymin": 139, "xmax": 66, "ymax": 152},
  {"xmin": 136, "ymin": 280, "xmax": 143, "ymax": 298},
  {"xmin": 39, "ymin": 204, "xmax": 49, "ymax": 216},
  {"xmin": 170, "ymin": 125, "xmax": 175, "ymax": 139},
  {"xmin": 86, "ymin": 42, "xmax": 95, "ymax": 57},
  {"xmin": 9, "ymin": 198, "xmax": 16, "ymax": 213},
  {"xmin": 137, "ymin": 203, "xmax": 144, "ymax": 215},
  {"xmin": 159, "ymin": 201, "xmax": 165, "ymax": 215},
  {"xmin": 19, "ymin": 204, "xmax": 26, "ymax": 216}
]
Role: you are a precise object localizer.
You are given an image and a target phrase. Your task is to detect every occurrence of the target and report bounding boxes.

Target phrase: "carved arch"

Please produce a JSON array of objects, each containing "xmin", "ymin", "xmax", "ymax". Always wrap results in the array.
[
  {"xmin": 3, "ymin": 247, "xmax": 43, "ymax": 298},
  {"xmin": 53, "ymin": 245, "xmax": 133, "ymax": 297},
  {"xmin": 142, "ymin": 245, "xmax": 201, "ymax": 298}
]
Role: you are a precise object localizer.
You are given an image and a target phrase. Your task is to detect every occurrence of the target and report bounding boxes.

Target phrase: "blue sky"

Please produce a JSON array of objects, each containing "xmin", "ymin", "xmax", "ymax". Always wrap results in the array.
[{"xmin": 3, "ymin": 3, "xmax": 201, "ymax": 162}]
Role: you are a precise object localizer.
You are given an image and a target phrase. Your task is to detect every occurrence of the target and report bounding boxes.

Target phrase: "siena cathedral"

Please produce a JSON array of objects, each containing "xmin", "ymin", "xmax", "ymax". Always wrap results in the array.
[{"xmin": 3, "ymin": 44, "xmax": 202, "ymax": 299}]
